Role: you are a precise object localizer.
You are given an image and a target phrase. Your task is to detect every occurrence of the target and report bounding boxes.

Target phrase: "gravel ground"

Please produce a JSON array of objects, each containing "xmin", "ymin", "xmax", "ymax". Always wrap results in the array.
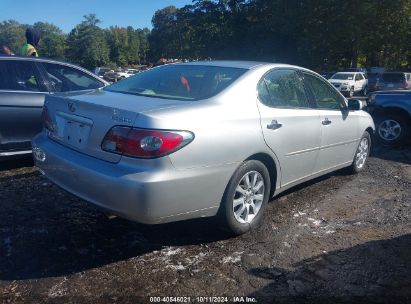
[{"xmin": 0, "ymin": 144, "xmax": 410, "ymax": 304}]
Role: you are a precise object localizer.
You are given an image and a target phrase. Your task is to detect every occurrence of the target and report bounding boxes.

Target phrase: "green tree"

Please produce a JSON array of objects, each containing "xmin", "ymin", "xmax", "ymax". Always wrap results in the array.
[
  {"xmin": 0, "ymin": 20, "xmax": 26, "ymax": 55},
  {"xmin": 66, "ymin": 15, "xmax": 110, "ymax": 69},
  {"xmin": 33, "ymin": 22, "xmax": 66, "ymax": 60}
]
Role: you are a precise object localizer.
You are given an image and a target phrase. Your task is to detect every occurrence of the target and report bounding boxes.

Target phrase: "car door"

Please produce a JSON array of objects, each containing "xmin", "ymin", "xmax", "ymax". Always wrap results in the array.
[
  {"xmin": 39, "ymin": 62, "xmax": 106, "ymax": 92},
  {"xmin": 302, "ymin": 72, "xmax": 359, "ymax": 173},
  {"xmin": 257, "ymin": 68, "xmax": 321, "ymax": 187},
  {"xmin": 0, "ymin": 59, "xmax": 48, "ymax": 155}
]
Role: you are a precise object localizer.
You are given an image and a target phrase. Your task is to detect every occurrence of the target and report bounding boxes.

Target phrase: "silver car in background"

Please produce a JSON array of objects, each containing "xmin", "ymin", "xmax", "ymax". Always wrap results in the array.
[
  {"xmin": 0, "ymin": 56, "xmax": 108, "ymax": 158},
  {"xmin": 33, "ymin": 61, "xmax": 375, "ymax": 235}
]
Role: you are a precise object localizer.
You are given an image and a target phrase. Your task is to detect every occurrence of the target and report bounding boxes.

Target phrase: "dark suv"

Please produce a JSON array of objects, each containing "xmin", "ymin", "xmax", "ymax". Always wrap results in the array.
[
  {"xmin": 375, "ymin": 72, "xmax": 411, "ymax": 91},
  {"xmin": 0, "ymin": 56, "xmax": 108, "ymax": 158}
]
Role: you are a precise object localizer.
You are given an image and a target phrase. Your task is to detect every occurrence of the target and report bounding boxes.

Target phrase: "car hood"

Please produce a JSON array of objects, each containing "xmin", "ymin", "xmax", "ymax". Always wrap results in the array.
[{"xmin": 329, "ymin": 79, "xmax": 351, "ymax": 85}]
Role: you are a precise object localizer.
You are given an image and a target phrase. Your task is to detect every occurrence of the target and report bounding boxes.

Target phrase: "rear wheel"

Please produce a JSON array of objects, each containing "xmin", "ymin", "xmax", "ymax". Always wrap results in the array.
[
  {"xmin": 347, "ymin": 131, "xmax": 371, "ymax": 174},
  {"xmin": 219, "ymin": 160, "xmax": 270, "ymax": 235},
  {"xmin": 376, "ymin": 114, "xmax": 409, "ymax": 146}
]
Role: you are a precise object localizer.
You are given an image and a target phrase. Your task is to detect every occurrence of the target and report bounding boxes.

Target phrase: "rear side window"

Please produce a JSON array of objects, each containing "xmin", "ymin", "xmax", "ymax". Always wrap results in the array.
[
  {"xmin": 303, "ymin": 72, "xmax": 344, "ymax": 110},
  {"xmin": 257, "ymin": 69, "xmax": 308, "ymax": 108},
  {"xmin": 42, "ymin": 63, "xmax": 104, "ymax": 92},
  {"xmin": 382, "ymin": 73, "xmax": 405, "ymax": 83},
  {"xmin": 104, "ymin": 65, "xmax": 247, "ymax": 101},
  {"xmin": 0, "ymin": 60, "xmax": 45, "ymax": 92}
]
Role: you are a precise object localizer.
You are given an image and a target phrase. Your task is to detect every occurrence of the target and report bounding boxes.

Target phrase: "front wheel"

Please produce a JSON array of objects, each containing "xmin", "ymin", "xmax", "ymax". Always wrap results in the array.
[
  {"xmin": 218, "ymin": 160, "xmax": 270, "ymax": 235},
  {"xmin": 347, "ymin": 131, "xmax": 371, "ymax": 174}
]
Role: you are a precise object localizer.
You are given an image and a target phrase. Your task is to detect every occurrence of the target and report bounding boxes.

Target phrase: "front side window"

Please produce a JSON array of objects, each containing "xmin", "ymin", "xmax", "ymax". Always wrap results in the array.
[
  {"xmin": 42, "ymin": 63, "xmax": 105, "ymax": 92},
  {"xmin": 0, "ymin": 60, "xmax": 44, "ymax": 92},
  {"xmin": 257, "ymin": 69, "xmax": 308, "ymax": 108},
  {"xmin": 303, "ymin": 72, "xmax": 344, "ymax": 110},
  {"xmin": 104, "ymin": 64, "xmax": 247, "ymax": 101}
]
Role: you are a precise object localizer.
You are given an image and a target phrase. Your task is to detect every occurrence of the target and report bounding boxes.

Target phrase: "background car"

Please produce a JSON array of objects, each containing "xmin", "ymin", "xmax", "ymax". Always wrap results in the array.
[
  {"xmin": 116, "ymin": 68, "xmax": 139, "ymax": 79},
  {"xmin": 33, "ymin": 61, "xmax": 374, "ymax": 235},
  {"xmin": 329, "ymin": 72, "xmax": 368, "ymax": 97},
  {"xmin": 93, "ymin": 67, "xmax": 111, "ymax": 79},
  {"xmin": 0, "ymin": 55, "xmax": 108, "ymax": 158},
  {"xmin": 374, "ymin": 72, "xmax": 411, "ymax": 91},
  {"xmin": 367, "ymin": 73, "xmax": 381, "ymax": 92},
  {"xmin": 366, "ymin": 90, "xmax": 411, "ymax": 145}
]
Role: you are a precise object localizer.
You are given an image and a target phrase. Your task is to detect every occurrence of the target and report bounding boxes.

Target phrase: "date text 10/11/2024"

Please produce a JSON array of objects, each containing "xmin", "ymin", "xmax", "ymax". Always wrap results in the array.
[{"xmin": 149, "ymin": 296, "xmax": 258, "ymax": 303}]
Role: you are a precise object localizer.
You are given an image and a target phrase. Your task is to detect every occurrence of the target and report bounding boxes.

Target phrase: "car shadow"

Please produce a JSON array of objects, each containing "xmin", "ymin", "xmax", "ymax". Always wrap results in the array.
[
  {"xmin": 371, "ymin": 144, "xmax": 411, "ymax": 165},
  {"xmin": 0, "ymin": 156, "xmax": 34, "ymax": 172},
  {"xmin": 248, "ymin": 234, "xmax": 411, "ymax": 303},
  {"xmin": 0, "ymin": 189, "xmax": 229, "ymax": 280}
]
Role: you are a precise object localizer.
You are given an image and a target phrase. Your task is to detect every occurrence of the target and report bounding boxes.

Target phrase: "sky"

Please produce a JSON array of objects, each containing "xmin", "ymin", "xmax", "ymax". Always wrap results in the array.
[{"xmin": 1, "ymin": 0, "xmax": 193, "ymax": 32}]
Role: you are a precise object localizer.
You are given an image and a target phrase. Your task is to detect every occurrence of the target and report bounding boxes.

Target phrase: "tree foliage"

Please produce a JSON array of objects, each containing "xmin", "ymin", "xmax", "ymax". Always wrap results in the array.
[
  {"xmin": 149, "ymin": 0, "xmax": 411, "ymax": 70},
  {"xmin": 0, "ymin": 14, "xmax": 150, "ymax": 69},
  {"xmin": 1, "ymin": 2, "xmax": 411, "ymax": 70}
]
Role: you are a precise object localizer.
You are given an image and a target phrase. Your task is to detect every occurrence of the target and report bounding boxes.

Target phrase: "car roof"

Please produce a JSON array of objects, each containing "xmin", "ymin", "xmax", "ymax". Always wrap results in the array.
[
  {"xmin": 172, "ymin": 61, "xmax": 320, "ymax": 74},
  {"xmin": 0, "ymin": 54, "xmax": 77, "ymax": 65},
  {"xmin": 178, "ymin": 60, "xmax": 271, "ymax": 69},
  {"xmin": 382, "ymin": 72, "xmax": 406, "ymax": 74}
]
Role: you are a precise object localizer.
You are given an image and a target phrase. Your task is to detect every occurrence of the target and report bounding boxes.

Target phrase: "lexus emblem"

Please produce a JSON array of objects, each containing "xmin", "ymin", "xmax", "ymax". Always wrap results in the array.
[{"xmin": 68, "ymin": 102, "xmax": 76, "ymax": 112}]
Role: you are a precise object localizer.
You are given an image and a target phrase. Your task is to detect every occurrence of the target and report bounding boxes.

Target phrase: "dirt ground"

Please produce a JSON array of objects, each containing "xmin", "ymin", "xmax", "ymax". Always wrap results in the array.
[{"xmin": 0, "ymin": 144, "xmax": 410, "ymax": 304}]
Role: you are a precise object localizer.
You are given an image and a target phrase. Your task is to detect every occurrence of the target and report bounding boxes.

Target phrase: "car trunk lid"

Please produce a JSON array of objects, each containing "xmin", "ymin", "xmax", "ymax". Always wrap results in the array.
[{"xmin": 46, "ymin": 89, "xmax": 187, "ymax": 163}]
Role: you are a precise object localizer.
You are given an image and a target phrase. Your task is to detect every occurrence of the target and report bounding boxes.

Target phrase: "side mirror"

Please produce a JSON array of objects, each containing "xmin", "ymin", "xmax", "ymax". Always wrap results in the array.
[{"xmin": 347, "ymin": 99, "xmax": 362, "ymax": 111}]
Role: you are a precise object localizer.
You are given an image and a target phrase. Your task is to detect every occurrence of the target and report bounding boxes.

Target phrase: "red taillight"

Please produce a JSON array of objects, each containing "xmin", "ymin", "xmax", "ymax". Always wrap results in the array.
[
  {"xmin": 101, "ymin": 126, "xmax": 194, "ymax": 158},
  {"xmin": 41, "ymin": 105, "xmax": 54, "ymax": 131}
]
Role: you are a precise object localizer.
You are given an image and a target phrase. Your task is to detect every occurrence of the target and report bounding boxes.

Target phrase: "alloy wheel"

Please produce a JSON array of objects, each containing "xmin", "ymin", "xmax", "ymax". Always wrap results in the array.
[
  {"xmin": 378, "ymin": 119, "xmax": 402, "ymax": 141},
  {"xmin": 232, "ymin": 171, "xmax": 265, "ymax": 224},
  {"xmin": 355, "ymin": 137, "xmax": 369, "ymax": 169}
]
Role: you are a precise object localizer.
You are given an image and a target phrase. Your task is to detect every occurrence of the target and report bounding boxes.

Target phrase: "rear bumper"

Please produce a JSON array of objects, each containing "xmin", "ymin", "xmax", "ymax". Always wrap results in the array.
[{"xmin": 32, "ymin": 133, "xmax": 238, "ymax": 224}]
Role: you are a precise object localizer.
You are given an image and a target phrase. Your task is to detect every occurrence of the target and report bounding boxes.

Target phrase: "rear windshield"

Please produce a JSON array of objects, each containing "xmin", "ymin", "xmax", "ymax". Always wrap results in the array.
[
  {"xmin": 330, "ymin": 73, "xmax": 355, "ymax": 80},
  {"xmin": 104, "ymin": 64, "xmax": 247, "ymax": 101},
  {"xmin": 382, "ymin": 73, "xmax": 405, "ymax": 83}
]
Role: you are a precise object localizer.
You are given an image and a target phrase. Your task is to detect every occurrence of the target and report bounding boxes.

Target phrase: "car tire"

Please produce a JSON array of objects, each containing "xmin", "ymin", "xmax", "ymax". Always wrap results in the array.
[
  {"xmin": 375, "ymin": 114, "xmax": 409, "ymax": 146},
  {"xmin": 218, "ymin": 160, "xmax": 270, "ymax": 235},
  {"xmin": 347, "ymin": 131, "xmax": 371, "ymax": 174},
  {"xmin": 349, "ymin": 87, "xmax": 354, "ymax": 97}
]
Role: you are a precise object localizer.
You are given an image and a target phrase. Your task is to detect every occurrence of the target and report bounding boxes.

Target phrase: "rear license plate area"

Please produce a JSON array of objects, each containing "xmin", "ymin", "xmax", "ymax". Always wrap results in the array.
[{"xmin": 55, "ymin": 113, "xmax": 93, "ymax": 149}]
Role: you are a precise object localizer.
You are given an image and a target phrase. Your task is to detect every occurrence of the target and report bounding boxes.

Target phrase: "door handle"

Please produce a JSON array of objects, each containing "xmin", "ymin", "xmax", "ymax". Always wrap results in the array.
[
  {"xmin": 267, "ymin": 120, "xmax": 282, "ymax": 130},
  {"xmin": 322, "ymin": 118, "xmax": 332, "ymax": 125}
]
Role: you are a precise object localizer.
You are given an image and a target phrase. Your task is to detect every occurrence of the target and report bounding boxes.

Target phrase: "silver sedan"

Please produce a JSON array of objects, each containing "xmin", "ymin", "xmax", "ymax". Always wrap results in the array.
[{"xmin": 33, "ymin": 61, "xmax": 375, "ymax": 235}]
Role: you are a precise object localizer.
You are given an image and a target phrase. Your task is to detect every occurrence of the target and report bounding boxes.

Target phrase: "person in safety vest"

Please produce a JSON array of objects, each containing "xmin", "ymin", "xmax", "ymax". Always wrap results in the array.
[{"xmin": 21, "ymin": 28, "xmax": 41, "ymax": 57}]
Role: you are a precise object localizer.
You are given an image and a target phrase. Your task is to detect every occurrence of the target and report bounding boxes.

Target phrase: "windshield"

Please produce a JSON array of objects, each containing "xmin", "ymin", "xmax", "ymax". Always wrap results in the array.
[
  {"xmin": 104, "ymin": 64, "xmax": 247, "ymax": 101},
  {"xmin": 330, "ymin": 73, "xmax": 355, "ymax": 80}
]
